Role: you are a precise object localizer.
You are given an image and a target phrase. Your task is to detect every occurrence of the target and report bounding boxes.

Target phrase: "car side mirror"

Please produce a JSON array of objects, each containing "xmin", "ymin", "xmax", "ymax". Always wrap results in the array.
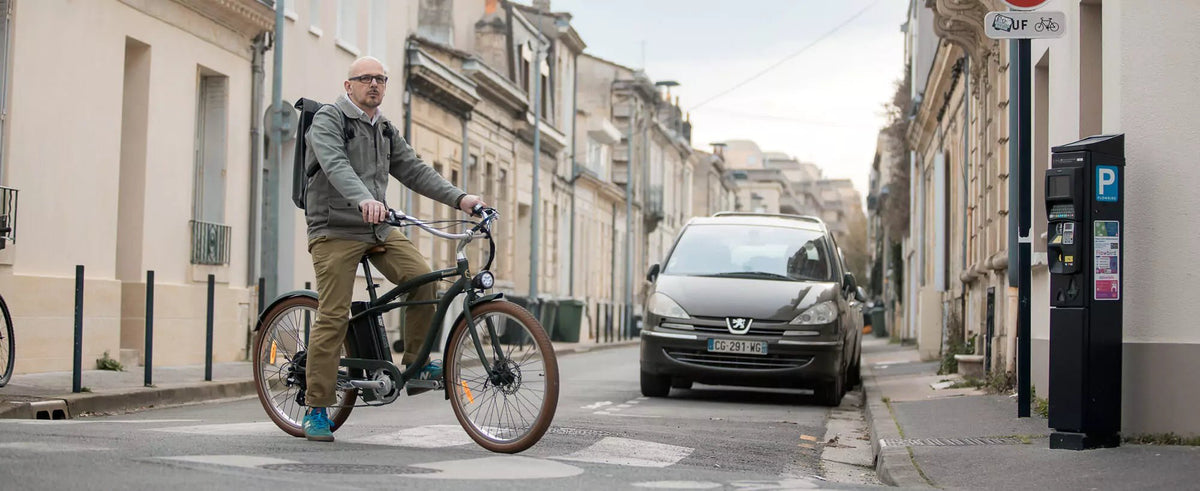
[
  {"xmin": 843, "ymin": 272, "xmax": 857, "ymax": 295},
  {"xmin": 855, "ymin": 286, "xmax": 868, "ymax": 303},
  {"xmin": 647, "ymin": 263, "xmax": 661, "ymax": 282}
]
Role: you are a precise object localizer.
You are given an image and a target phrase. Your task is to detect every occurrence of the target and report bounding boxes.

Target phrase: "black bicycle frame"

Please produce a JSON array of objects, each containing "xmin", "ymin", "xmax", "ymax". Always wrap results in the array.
[{"xmin": 342, "ymin": 254, "xmax": 498, "ymax": 384}]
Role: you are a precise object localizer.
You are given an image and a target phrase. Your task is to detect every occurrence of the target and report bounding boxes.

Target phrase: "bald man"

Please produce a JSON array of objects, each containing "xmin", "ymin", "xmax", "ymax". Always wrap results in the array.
[{"xmin": 299, "ymin": 56, "xmax": 486, "ymax": 442}]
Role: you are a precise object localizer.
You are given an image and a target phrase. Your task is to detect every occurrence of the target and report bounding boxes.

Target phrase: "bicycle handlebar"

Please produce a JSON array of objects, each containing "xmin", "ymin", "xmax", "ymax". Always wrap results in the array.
[{"xmin": 384, "ymin": 207, "xmax": 501, "ymax": 271}]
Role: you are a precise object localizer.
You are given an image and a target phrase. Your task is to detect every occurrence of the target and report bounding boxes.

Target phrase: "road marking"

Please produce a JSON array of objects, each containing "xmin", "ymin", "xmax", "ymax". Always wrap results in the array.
[
  {"xmin": 633, "ymin": 481, "xmax": 722, "ymax": 489},
  {"xmin": 159, "ymin": 455, "xmax": 299, "ymax": 469},
  {"xmin": 148, "ymin": 422, "xmax": 281, "ymax": 436},
  {"xmin": 616, "ymin": 404, "xmax": 633, "ymax": 409},
  {"xmin": 410, "ymin": 456, "xmax": 583, "ymax": 480},
  {"xmin": 345, "ymin": 424, "xmax": 473, "ymax": 448},
  {"xmin": 555, "ymin": 437, "xmax": 693, "ymax": 468},
  {"xmin": 0, "ymin": 442, "xmax": 111, "ymax": 452},
  {"xmin": 581, "ymin": 401, "xmax": 613, "ymax": 410}
]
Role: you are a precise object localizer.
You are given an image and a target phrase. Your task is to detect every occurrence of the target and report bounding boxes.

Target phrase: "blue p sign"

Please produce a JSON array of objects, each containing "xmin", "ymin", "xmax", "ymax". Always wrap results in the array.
[{"xmin": 1096, "ymin": 166, "xmax": 1118, "ymax": 202}]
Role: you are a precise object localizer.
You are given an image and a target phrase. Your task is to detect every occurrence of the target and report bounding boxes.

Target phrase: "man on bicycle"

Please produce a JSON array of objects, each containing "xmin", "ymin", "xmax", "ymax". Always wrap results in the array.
[{"xmin": 302, "ymin": 56, "xmax": 485, "ymax": 442}]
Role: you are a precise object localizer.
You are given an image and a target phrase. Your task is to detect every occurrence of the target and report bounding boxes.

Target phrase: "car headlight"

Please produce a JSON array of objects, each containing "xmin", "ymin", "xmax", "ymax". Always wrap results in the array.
[
  {"xmin": 790, "ymin": 300, "xmax": 837, "ymax": 325},
  {"xmin": 648, "ymin": 292, "xmax": 690, "ymax": 319}
]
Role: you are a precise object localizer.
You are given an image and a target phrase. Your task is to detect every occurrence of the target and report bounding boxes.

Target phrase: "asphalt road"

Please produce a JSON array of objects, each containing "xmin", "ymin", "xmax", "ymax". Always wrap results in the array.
[{"xmin": 0, "ymin": 345, "xmax": 880, "ymax": 490}]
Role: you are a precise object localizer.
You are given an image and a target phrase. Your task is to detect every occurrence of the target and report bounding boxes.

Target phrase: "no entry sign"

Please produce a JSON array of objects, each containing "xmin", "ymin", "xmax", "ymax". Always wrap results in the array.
[{"xmin": 1004, "ymin": 0, "xmax": 1048, "ymax": 9}]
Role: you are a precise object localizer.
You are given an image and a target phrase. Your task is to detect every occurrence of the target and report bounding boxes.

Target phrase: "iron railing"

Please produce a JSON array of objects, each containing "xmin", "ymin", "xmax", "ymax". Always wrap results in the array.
[
  {"xmin": 0, "ymin": 186, "xmax": 17, "ymax": 249},
  {"xmin": 190, "ymin": 219, "xmax": 231, "ymax": 265}
]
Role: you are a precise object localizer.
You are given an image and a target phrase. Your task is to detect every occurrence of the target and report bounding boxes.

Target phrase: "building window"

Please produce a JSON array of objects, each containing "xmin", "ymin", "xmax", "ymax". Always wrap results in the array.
[
  {"xmin": 368, "ymin": 0, "xmax": 387, "ymax": 60},
  {"xmin": 308, "ymin": 0, "xmax": 322, "ymax": 36},
  {"xmin": 586, "ymin": 138, "xmax": 609, "ymax": 179},
  {"xmin": 337, "ymin": 0, "xmax": 360, "ymax": 55},
  {"xmin": 519, "ymin": 43, "xmax": 531, "ymax": 91},
  {"xmin": 192, "ymin": 72, "xmax": 230, "ymax": 265}
]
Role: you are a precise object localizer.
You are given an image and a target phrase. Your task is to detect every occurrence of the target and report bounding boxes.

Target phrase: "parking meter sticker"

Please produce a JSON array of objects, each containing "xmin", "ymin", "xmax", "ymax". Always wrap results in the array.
[{"xmin": 1094, "ymin": 220, "xmax": 1120, "ymax": 301}]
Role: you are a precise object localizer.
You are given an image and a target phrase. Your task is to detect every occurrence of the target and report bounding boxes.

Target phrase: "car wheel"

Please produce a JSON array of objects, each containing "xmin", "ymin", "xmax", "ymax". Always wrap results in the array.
[
  {"xmin": 640, "ymin": 371, "xmax": 671, "ymax": 397},
  {"xmin": 671, "ymin": 379, "xmax": 693, "ymax": 390},
  {"xmin": 818, "ymin": 376, "xmax": 844, "ymax": 407}
]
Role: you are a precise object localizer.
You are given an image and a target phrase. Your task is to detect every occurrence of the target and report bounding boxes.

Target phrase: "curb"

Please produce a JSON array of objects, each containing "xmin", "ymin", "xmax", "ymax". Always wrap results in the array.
[
  {"xmin": 862, "ymin": 369, "xmax": 934, "ymax": 488},
  {"xmin": 0, "ymin": 340, "xmax": 637, "ymax": 420},
  {"xmin": 0, "ymin": 380, "xmax": 256, "ymax": 420}
]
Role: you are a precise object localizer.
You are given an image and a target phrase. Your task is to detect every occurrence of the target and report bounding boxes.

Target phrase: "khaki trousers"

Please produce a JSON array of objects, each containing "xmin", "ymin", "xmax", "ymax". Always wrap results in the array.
[{"xmin": 306, "ymin": 230, "xmax": 436, "ymax": 407}]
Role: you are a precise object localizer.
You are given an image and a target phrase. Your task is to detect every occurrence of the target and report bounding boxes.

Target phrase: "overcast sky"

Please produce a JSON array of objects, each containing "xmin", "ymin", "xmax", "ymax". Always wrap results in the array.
[{"xmin": 550, "ymin": 0, "xmax": 909, "ymax": 200}]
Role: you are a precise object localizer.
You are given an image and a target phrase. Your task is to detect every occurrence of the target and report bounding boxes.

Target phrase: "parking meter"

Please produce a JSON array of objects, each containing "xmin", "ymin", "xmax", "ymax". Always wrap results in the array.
[{"xmin": 1045, "ymin": 134, "xmax": 1124, "ymax": 450}]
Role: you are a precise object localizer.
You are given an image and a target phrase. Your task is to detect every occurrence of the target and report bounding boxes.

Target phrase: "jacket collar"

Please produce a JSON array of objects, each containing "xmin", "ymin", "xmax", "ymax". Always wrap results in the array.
[{"xmin": 335, "ymin": 93, "xmax": 388, "ymax": 126}]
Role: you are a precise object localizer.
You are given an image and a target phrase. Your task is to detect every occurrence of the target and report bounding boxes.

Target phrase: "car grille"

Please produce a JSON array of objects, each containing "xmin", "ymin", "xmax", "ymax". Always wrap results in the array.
[
  {"xmin": 687, "ymin": 324, "xmax": 783, "ymax": 337},
  {"xmin": 663, "ymin": 348, "xmax": 814, "ymax": 370}
]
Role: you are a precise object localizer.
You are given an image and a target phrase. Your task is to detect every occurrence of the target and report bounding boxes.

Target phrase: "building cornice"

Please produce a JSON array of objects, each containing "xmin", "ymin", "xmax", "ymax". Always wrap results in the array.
[
  {"xmin": 927, "ymin": 0, "xmax": 1003, "ymax": 97},
  {"xmin": 173, "ymin": 0, "xmax": 274, "ymax": 37}
]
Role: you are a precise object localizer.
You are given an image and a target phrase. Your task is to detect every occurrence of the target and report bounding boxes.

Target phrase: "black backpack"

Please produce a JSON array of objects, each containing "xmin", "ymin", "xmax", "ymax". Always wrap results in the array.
[{"xmin": 290, "ymin": 98, "xmax": 395, "ymax": 210}]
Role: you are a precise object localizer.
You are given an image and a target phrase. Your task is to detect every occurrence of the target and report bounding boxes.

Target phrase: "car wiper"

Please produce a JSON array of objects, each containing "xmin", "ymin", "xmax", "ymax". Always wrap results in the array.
[{"xmin": 705, "ymin": 271, "xmax": 791, "ymax": 280}]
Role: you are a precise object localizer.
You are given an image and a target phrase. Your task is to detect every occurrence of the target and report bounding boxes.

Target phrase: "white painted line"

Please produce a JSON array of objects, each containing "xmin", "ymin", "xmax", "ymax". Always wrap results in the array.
[
  {"xmin": 345, "ymin": 425, "xmax": 473, "ymax": 448},
  {"xmin": 594, "ymin": 413, "xmax": 661, "ymax": 418},
  {"xmin": 616, "ymin": 404, "xmax": 633, "ymax": 409},
  {"xmin": 582, "ymin": 401, "xmax": 613, "ymax": 410},
  {"xmin": 149, "ymin": 422, "xmax": 281, "ymax": 436},
  {"xmin": 1, "ymin": 419, "xmax": 200, "ymax": 426},
  {"xmin": 626, "ymin": 400, "xmax": 642, "ymax": 404},
  {"xmin": 633, "ymin": 481, "xmax": 722, "ymax": 489},
  {"xmin": 555, "ymin": 437, "xmax": 693, "ymax": 468},
  {"xmin": 411, "ymin": 456, "xmax": 583, "ymax": 480},
  {"xmin": 159, "ymin": 455, "xmax": 299, "ymax": 469},
  {"xmin": 0, "ymin": 442, "xmax": 111, "ymax": 452}
]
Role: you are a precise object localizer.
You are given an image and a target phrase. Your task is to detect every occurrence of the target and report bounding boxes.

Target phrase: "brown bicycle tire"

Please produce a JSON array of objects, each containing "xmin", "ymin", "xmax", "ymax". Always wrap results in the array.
[
  {"xmin": 444, "ymin": 300, "xmax": 559, "ymax": 453},
  {"xmin": 252, "ymin": 295, "xmax": 357, "ymax": 437}
]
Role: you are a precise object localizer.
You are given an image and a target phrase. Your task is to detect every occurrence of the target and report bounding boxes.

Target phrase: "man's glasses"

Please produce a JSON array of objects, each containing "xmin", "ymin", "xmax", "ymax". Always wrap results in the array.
[{"xmin": 350, "ymin": 74, "xmax": 388, "ymax": 85}]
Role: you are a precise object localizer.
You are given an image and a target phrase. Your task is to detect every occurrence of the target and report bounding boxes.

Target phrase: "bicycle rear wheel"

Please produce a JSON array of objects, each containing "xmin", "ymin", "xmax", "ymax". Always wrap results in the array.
[
  {"xmin": 445, "ymin": 300, "xmax": 559, "ymax": 453},
  {"xmin": 253, "ymin": 295, "xmax": 357, "ymax": 437},
  {"xmin": 0, "ymin": 295, "xmax": 13, "ymax": 387}
]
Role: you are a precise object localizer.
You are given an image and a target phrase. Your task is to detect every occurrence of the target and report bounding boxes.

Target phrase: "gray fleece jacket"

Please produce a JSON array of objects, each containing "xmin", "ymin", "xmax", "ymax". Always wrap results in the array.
[{"xmin": 304, "ymin": 94, "xmax": 465, "ymax": 242}]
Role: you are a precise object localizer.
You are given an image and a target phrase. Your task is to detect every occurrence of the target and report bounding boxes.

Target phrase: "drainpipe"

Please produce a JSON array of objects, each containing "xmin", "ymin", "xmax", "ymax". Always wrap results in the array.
[
  {"xmin": 568, "ymin": 53, "xmax": 578, "ymax": 298},
  {"xmin": 624, "ymin": 97, "xmax": 636, "ymax": 338},
  {"xmin": 402, "ymin": 40, "xmax": 414, "ymax": 234},
  {"xmin": 263, "ymin": 0, "xmax": 285, "ymax": 300},
  {"xmin": 530, "ymin": 43, "xmax": 544, "ymax": 308},
  {"xmin": 961, "ymin": 57, "xmax": 971, "ymax": 350},
  {"xmin": 248, "ymin": 32, "xmax": 268, "ymax": 287},
  {"xmin": 461, "ymin": 115, "xmax": 469, "ymax": 193}
]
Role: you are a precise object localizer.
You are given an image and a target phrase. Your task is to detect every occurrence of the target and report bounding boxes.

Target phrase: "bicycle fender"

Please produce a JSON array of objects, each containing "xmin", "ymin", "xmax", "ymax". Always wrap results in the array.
[
  {"xmin": 254, "ymin": 289, "xmax": 318, "ymax": 331},
  {"xmin": 443, "ymin": 293, "xmax": 506, "ymax": 352}
]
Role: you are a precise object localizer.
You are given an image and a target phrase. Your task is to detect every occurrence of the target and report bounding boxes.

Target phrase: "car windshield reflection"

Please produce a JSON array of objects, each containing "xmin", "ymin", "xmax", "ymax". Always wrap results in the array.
[{"xmin": 663, "ymin": 224, "xmax": 835, "ymax": 282}]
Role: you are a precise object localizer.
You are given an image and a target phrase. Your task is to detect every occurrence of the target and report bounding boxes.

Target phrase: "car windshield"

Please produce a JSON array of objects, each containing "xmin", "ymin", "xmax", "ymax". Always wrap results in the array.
[{"xmin": 663, "ymin": 224, "xmax": 836, "ymax": 282}]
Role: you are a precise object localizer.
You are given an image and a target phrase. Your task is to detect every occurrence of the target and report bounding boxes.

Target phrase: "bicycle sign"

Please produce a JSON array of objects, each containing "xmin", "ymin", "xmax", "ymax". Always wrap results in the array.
[{"xmin": 985, "ymin": 10, "xmax": 1066, "ymax": 39}]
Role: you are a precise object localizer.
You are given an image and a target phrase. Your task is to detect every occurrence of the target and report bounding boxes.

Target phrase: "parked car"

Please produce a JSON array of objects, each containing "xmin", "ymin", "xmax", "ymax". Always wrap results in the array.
[{"xmin": 639, "ymin": 212, "xmax": 864, "ymax": 406}]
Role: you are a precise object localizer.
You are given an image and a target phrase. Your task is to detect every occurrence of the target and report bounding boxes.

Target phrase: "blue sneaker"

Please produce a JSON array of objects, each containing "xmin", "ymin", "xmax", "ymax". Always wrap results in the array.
[
  {"xmin": 406, "ymin": 360, "xmax": 443, "ymax": 396},
  {"xmin": 303, "ymin": 407, "xmax": 334, "ymax": 442}
]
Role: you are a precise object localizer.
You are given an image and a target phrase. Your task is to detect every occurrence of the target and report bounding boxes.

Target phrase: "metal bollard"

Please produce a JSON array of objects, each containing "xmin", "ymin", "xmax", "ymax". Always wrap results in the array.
[
  {"xmin": 145, "ymin": 270, "xmax": 154, "ymax": 387},
  {"xmin": 205, "ymin": 274, "xmax": 214, "ymax": 382},
  {"xmin": 303, "ymin": 281, "xmax": 312, "ymax": 345},
  {"xmin": 72, "ymin": 265, "xmax": 84, "ymax": 393},
  {"xmin": 257, "ymin": 277, "xmax": 266, "ymax": 315}
]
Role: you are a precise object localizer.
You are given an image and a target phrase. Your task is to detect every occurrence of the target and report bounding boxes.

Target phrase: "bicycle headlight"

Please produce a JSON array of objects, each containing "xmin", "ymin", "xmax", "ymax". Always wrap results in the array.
[
  {"xmin": 472, "ymin": 271, "xmax": 495, "ymax": 290},
  {"xmin": 790, "ymin": 300, "xmax": 837, "ymax": 325},
  {"xmin": 648, "ymin": 292, "xmax": 690, "ymax": 319}
]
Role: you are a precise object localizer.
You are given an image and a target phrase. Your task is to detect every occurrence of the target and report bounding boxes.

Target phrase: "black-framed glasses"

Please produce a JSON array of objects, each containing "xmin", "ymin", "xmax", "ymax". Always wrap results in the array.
[{"xmin": 350, "ymin": 74, "xmax": 388, "ymax": 85}]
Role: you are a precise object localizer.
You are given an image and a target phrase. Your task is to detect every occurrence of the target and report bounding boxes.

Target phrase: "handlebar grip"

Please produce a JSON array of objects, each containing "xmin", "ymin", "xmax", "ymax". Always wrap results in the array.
[{"xmin": 471, "ymin": 203, "xmax": 484, "ymax": 217}]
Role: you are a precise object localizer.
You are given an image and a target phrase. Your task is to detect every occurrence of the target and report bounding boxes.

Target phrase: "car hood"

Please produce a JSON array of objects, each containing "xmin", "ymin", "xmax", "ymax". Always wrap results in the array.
[{"xmin": 654, "ymin": 275, "xmax": 839, "ymax": 321}]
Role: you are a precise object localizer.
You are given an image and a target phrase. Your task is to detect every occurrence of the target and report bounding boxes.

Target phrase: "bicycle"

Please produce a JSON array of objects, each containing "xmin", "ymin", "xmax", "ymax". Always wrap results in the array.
[
  {"xmin": 1034, "ymin": 17, "xmax": 1060, "ymax": 32},
  {"xmin": 252, "ymin": 206, "xmax": 559, "ymax": 453}
]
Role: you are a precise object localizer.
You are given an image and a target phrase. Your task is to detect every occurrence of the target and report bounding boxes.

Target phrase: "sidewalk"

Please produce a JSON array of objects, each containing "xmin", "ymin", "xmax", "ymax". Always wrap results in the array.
[
  {"xmin": 861, "ymin": 336, "xmax": 1200, "ymax": 490},
  {"xmin": 0, "ymin": 337, "xmax": 638, "ymax": 420}
]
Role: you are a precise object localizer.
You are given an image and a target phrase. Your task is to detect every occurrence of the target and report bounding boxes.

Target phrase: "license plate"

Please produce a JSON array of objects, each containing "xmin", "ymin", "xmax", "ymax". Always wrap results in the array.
[{"xmin": 707, "ymin": 338, "xmax": 767, "ymax": 355}]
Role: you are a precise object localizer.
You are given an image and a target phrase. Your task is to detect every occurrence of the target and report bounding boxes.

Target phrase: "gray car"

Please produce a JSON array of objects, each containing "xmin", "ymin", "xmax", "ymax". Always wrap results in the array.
[{"xmin": 639, "ymin": 213, "xmax": 863, "ymax": 406}]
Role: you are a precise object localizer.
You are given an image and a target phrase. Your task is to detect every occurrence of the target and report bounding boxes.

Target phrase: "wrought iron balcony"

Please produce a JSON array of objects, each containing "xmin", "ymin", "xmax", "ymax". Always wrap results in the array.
[{"xmin": 190, "ymin": 220, "xmax": 232, "ymax": 265}]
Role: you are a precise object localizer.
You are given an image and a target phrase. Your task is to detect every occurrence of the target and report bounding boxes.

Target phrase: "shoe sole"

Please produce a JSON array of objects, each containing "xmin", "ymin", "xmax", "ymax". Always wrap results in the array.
[{"xmin": 305, "ymin": 434, "xmax": 335, "ymax": 442}]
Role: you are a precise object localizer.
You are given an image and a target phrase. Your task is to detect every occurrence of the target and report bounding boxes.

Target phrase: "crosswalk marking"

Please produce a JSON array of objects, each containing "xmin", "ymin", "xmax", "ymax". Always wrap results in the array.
[
  {"xmin": 344, "ymin": 424, "xmax": 473, "ymax": 448},
  {"xmin": 555, "ymin": 437, "xmax": 693, "ymax": 468},
  {"xmin": 410, "ymin": 456, "xmax": 584, "ymax": 480},
  {"xmin": 148, "ymin": 422, "xmax": 280, "ymax": 436},
  {"xmin": 0, "ymin": 442, "xmax": 111, "ymax": 452},
  {"xmin": 159, "ymin": 455, "xmax": 299, "ymax": 469}
]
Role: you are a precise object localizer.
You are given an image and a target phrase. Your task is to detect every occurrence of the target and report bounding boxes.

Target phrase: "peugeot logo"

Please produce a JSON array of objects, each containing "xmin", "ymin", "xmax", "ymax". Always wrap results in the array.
[{"xmin": 726, "ymin": 317, "xmax": 753, "ymax": 334}]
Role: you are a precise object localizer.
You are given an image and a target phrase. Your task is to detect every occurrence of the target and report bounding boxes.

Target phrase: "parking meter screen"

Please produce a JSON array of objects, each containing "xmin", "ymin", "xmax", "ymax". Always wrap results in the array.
[{"xmin": 1048, "ymin": 175, "xmax": 1071, "ymax": 199}]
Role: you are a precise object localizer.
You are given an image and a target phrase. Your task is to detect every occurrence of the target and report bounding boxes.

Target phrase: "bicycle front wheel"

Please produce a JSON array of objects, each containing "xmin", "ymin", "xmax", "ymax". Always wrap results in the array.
[
  {"xmin": 252, "ymin": 295, "xmax": 357, "ymax": 437},
  {"xmin": 0, "ymin": 295, "xmax": 13, "ymax": 387},
  {"xmin": 445, "ymin": 301, "xmax": 559, "ymax": 453}
]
